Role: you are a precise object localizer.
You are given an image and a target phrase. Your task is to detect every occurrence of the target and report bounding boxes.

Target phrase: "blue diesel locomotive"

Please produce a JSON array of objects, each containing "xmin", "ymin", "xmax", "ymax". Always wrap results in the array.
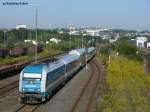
[{"xmin": 19, "ymin": 47, "xmax": 95, "ymax": 103}]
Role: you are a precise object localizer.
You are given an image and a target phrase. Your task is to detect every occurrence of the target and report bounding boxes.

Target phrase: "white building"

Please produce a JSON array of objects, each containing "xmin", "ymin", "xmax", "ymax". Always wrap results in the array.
[
  {"xmin": 24, "ymin": 39, "xmax": 32, "ymax": 43},
  {"xmin": 24, "ymin": 39, "xmax": 37, "ymax": 45},
  {"xmin": 86, "ymin": 29, "xmax": 101, "ymax": 36},
  {"xmin": 50, "ymin": 38, "xmax": 61, "ymax": 44},
  {"xmin": 102, "ymin": 34, "xmax": 111, "ymax": 39},
  {"xmin": 109, "ymin": 39, "xmax": 117, "ymax": 43},
  {"xmin": 69, "ymin": 31, "xmax": 80, "ymax": 35},
  {"xmin": 147, "ymin": 42, "xmax": 150, "ymax": 48},
  {"xmin": 68, "ymin": 26, "xmax": 80, "ymax": 35},
  {"xmin": 136, "ymin": 37, "xmax": 147, "ymax": 48},
  {"xmin": 58, "ymin": 31, "xmax": 64, "ymax": 34},
  {"xmin": 16, "ymin": 24, "xmax": 27, "ymax": 29}
]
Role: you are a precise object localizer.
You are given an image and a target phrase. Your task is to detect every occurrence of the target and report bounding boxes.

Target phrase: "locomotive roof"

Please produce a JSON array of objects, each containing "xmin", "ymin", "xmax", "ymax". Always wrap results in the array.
[
  {"xmin": 59, "ymin": 54, "xmax": 80, "ymax": 64},
  {"xmin": 38, "ymin": 57, "xmax": 65, "ymax": 72},
  {"xmin": 69, "ymin": 48, "xmax": 86, "ymax": 56},
  {"xmin": 87, "ymin": 47, "xmax": 95, "ymax": 53},
  {"xmin": 23, "ymin": 64, "xmax": 44, "ymax": 74},
  {"xmin": 23, "ymin": 60, "xmax": 65, "ymax": 74}
]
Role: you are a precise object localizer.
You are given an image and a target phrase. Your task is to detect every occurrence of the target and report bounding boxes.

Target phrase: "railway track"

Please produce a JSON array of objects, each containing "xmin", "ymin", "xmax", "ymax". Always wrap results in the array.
[
  {"xmin": 85, "ymin": 59, "xmax": 101, "ymax": 112},
  {"xmin": 15, "ymin": 104, "xmax": 39, "ymax": 112},
  {"xmin": 0, "ymin": 80, "xmax": 19, "ymax": 98},
  {"xmin": 70, "ymin": 58, "xmax": 101, "ymax": 112}
]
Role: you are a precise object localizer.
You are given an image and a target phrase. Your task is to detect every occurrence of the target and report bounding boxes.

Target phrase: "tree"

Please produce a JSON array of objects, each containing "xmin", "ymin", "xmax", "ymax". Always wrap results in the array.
[
  {"xmin": 116, "ymin": 41, "xmax": 137, "ymax": 55},
  {"xmin": 0, "ymin": 31, "xmax": 3, "ymax": 44},
  {"xmin": 7, "ymin": 36, "xmax": 14, "ymax": 49}
]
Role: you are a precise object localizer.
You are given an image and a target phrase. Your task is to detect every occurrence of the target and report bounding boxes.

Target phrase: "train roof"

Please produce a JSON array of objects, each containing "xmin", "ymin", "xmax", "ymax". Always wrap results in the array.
[
  {"xmin": 43, "ymin": 57, "xmax": 60, "ymax": 64},
  {"xmin": 40, "ymin": 57, "xmax": 65, "ymax": 72},
  {"xmin": 22, "ymin": 50, "xmax": 82, "ymax": 74},
  {"xmin": 23, "ymin": 59, "xmax": 65, "ymax": 74},
  {"xmin": 47, "ymin": 60, "xmax": 65, "ymax": 72},
  {"xmin": 69, "ymin": 48, "xmax": 86, "ymax": 56},
  {"xmin": 23, "ymin": 64, "xmax": 44, "ymax": 74},
  {"xmin": 41, "ymin": 54, "xmax": 79, "ymax": 72},
  {"xmin": 59, "ymin": 54, "xmax": 80, "ymax": 65},
  {"xmin": 87, "ymin": 47, "xmax": 95, "ymax": 53}
]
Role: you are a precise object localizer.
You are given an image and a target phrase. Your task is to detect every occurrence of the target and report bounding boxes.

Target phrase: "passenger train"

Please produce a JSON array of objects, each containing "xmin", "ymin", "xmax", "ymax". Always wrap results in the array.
[{"xmin": 19, "ymin": 47, "xmax": 95, "ymax": 103}]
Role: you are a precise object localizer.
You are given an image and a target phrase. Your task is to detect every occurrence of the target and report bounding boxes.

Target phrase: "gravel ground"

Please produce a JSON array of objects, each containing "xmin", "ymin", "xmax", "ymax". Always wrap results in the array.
[
  {"xmin": 90, "ymin": 60, "xmax": 103, "ymax": 112},
  {"xmin": 0, "ymin": 87, "xmax": 22, "ymax": 112},
  {"xmin": 0, "ymin": 74, "xmax": 19, "ymax": 88},
  {"xmin": 35, "ymin": 64, "xmax": 92, "ymax": 112}
]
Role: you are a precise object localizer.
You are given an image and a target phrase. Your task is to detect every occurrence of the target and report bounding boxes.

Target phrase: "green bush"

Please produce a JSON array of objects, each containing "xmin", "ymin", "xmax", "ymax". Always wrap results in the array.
[
  {"xmin": 96, "ymin": 56, "xmax": 150, "ymax": 112},
  {"xmin": 116, "ymin": 41, "xmax": 137, "ymax": 55}
]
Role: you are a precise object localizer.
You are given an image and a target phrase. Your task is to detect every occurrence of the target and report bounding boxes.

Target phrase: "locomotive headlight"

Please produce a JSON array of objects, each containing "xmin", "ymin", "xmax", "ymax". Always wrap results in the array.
[{"xmin": 22, "ymin": 88, "xmax": 25, "ymax": 91}]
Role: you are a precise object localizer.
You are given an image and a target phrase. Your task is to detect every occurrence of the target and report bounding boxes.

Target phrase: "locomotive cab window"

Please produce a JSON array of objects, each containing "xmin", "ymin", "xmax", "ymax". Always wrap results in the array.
[{"xmin": 23, "ymin": 73, "xmax": 42, "ymax": 79}]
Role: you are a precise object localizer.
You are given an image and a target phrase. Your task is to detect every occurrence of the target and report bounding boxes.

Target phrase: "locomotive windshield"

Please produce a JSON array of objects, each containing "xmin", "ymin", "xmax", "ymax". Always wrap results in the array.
[{"xmin": 23, "ymin": 73, "xmax": 42, "ymax": 79}]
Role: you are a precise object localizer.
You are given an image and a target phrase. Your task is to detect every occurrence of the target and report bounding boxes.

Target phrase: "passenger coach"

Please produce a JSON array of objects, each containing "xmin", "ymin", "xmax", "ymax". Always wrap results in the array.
[{"xmin": 69, "ymin": 48, "xmax": 86, "ymax": 66}]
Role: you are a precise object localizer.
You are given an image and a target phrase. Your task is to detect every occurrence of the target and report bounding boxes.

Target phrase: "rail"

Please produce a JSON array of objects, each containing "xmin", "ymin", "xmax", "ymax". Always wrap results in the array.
[
  {"xmin": 70, "ymin": 58, "xmax": 101, "ymax": 112},
  {"xmin": 15, "ymin": 104, "xmax": 39, "ymax": 112},
  {"xmin": 0, "ymin": 80, "xmax": 19, "ymax": 98}
]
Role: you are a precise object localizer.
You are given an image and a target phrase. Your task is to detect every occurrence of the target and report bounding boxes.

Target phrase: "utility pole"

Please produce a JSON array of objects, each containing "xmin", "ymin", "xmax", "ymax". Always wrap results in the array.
[
  {"xmin": 69, "ymin": 25, "xmax": 72, "ymax": 51},
  {"xmin": 35, "ymin": 6, "xmax": 38, "ymax": 63},
  {"xmin": 69, "ymin": 35, "xmax": 71, "ymax": 51},
  {"xmin": 86, "ymin": 45, "xmax": 88, "ymax": 69},
  {"xmin": 82, "ymin": 35, "xmax": 83, "ymax": 48},
  {"xmin": 78, "ymin": 37, "xmax": 79, "ymax": 48}
]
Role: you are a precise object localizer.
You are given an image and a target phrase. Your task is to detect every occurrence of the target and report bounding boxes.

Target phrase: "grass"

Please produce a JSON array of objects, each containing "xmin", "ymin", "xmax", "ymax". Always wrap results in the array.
[
  {"xmin": 95, "ymin": 54, "xmax": 150, "ymax": 112},
  {"xmin": 0, "ymin": 48, "xmax": 63, "ymax": 65},
  {"xmin": 0, "ymin": 56, "xmax": 30, "ymax": 65}
]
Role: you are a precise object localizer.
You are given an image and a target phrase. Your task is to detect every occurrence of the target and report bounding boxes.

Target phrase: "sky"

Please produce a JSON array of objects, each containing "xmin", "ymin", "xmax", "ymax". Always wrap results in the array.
[{"xmin": 0, "ymin": 0, "xmax": 150, "ymax": 30}]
